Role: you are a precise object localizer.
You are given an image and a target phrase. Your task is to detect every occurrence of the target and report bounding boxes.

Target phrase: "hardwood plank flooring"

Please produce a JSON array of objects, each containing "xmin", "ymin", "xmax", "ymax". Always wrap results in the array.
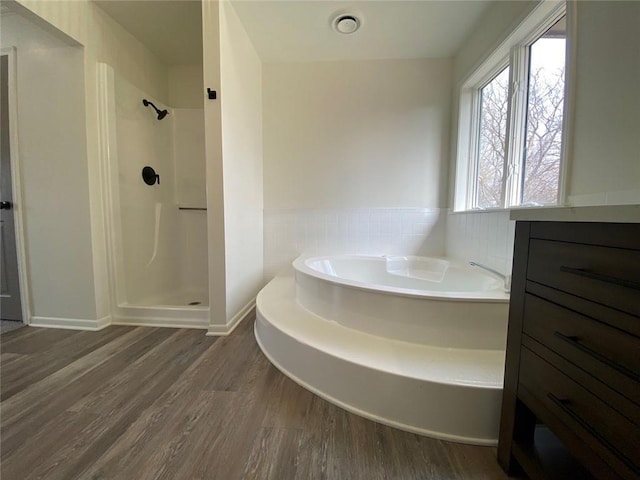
[{"xmin": 0, "ymin": 319, "xmax": 512, "ymax": 479}]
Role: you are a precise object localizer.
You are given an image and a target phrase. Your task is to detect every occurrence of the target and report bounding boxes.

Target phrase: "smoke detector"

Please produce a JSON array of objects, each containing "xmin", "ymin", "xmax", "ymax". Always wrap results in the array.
[{"xmin": 333, "ymin": 14, "xmax": 360, "ymax": 34}]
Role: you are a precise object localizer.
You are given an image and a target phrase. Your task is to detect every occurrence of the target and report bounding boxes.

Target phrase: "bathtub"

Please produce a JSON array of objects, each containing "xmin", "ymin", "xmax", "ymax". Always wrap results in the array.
[
  {"xmin": 255, "ymin": 254, "xmax": 510, "ymax": 444},
  {"xmin": 293, "ymin": 255, "xmax": 509, "ymax": 349}
]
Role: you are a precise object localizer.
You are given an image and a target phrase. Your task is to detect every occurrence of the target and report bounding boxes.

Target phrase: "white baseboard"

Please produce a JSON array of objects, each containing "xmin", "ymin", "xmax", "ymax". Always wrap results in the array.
[
  {"xmin": 206, "ymin": 299, "xmax": 256, "ymax": 336},
  {"xmin": 30, "ymin": 315, "xmax": 111, "ymax": 331},
  {"xmin": 111, "ymin": 317, "xmax": 208, "ymax": 329}
]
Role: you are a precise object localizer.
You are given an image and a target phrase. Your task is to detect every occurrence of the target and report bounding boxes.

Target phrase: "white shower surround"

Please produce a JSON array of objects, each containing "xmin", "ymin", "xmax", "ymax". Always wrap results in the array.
[
  {"xmin": 97, "ymin": 63, "xmax": 208, "ymax": 328},
  {"xmin": 255, "ymin": 254, "xmax": 509, "ymax": 445}
]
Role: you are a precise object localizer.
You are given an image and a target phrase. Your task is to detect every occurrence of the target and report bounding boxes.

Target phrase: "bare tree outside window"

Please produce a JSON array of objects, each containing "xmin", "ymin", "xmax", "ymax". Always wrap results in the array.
[
  {"xmin": 473, "ymin": 20, "xmax": 566, "ymax": 209},
  {"xmin": 457, "ymin": 8, "xmax": 567, "ymax": 211},
  {"xmin": 522, "ymin": 30, "xmax": 566, "ymax": 205},
  {"xmin": 475, "ymin": 66, "xmax": 510, "ymax": 208}
]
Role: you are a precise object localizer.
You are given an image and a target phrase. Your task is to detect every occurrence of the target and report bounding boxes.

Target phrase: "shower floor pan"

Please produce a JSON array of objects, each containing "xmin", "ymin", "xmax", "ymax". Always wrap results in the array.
[
  {"xmin": 127, "ymin": 290, "xmax": 209, "ymax": 307},
  {"xmin": 113, "ymin": 289, "xmax": 209, "ymax": 329}
]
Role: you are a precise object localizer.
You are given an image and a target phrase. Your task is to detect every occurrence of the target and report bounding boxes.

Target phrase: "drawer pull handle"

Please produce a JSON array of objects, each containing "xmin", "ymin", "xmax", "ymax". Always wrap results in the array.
[
  {"xmin": 559, "ymin": 266, "xmax": 640, "ymax": 291},
  {"xmin": 553, "ymin": 332, "xmax": 640, "ymax": 382},
  {"xmin": 547, "ymin": 393, "xmax": 639, "ymax": 475}
]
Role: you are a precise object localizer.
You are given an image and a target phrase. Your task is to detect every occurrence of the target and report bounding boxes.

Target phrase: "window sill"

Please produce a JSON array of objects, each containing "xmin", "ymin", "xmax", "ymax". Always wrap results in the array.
[
  {"xmin": 450, "ymin": 208, "xmax": 510, "ymax": 215},
  {"xmin": 451, "ymin": 204, "xmax": 565, "ymax": 215}
]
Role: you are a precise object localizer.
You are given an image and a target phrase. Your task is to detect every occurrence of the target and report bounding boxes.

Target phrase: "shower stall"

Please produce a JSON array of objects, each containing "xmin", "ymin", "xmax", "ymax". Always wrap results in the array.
[{"xmin": 97, "ymin": 63, "xmax": 209, "ymax": 328}]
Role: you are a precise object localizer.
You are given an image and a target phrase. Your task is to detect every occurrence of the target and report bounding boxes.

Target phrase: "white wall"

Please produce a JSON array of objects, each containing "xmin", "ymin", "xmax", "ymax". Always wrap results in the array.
[
  {"xmin": 568, "ymin": 1, "xmax": 640, "ymax": 205},
  {"xmin": 452, "ymin": 1, "xmax": 538, "ymax": 94},
  {"xmin": 90, "ymin": 6, "xmax": 169, "ymax": 101},
  {"xmin": 263, "ymin": 58, "xmax": 451, "ymax": 276},
  {"xmin": 1, "ymin": 12, "xmax": 96, "ymax": 321},
  {"xmin": 12, "ymin": 0, "xmax": 206, "ymax": 323},
  {"xmin": 446, "ymin": 0, "xmax": 640, "ymax": 277},
  {"xmin": 219, "ymin": 0, "xmax": 264, "ymax": 322},
  {"xmin": 448, "ymin": 0, "xmax": 537, "ymax": 209},
  {"xmin": 31, "ymin": 0, "xmax": 169, "ymax": 101},
  {"xmin": 452, "ymin": 0, "xmax": 640, "ymax": 204},
  {"xmin": 445, "ymin": 1, "xmax": 537, "ymax": 276},
  {"xmin": 202, "ymin": 0, "xmax": 227, "ymax": 327},
  {"xmin": 168, "ymin": 64, "xmax": 204, "ymax": 109},
  {"xmin": 264, "ymin": 59, "xmax": 452, "ymax": 210}
]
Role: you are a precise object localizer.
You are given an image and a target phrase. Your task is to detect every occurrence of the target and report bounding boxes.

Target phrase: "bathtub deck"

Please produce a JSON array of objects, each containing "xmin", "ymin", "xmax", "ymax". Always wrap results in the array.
[
  {"xmin": 261, "ymin": 273, "xmax": 505, "ymax": 388},
  {"xmin": 256, "ymin": 272, "xmax": 506, "ymax": 445}
]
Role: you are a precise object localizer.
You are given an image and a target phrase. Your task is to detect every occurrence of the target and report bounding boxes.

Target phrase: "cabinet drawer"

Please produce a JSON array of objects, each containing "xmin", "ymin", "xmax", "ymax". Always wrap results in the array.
[
  {"xmin": 519, "ymin": 348, "xmax": 640, "ymax": 479},
  {"xmin": 523, "ymin": 294, "xmax": 640, "ymax": 405},
  {"xmin": 527, "ymin": 239, "xmax": 640, "ymax": 316}
]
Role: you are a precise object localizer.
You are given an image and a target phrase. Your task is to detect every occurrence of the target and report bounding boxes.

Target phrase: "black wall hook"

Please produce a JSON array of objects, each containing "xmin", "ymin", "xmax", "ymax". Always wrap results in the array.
[
  {"xmin": 207, "ymin": 88, "xmax": 217, "ymax": 100},
  {"xmin": 142, "ymin": 166, "xmax": 160, "ymax": 186}
]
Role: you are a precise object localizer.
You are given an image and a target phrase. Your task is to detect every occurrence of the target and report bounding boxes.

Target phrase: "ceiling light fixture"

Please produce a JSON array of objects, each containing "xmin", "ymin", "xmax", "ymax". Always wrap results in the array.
[{"xmin": 333, "ymin": 14, "xmax": 360, "ymax": 34}]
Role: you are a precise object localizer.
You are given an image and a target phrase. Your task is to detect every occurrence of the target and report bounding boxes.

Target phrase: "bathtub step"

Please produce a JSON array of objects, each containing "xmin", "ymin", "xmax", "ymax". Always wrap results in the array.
[{"xmin": 255, "ymin": 272, "xmax": 505, "ymax": 445}]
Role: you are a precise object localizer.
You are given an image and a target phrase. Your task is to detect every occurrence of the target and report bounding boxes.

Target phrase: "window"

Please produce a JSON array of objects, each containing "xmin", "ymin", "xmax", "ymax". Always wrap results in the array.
[
  {"xmin": 522, "ymin": 18, "xmax": 566, "ymax": 205},
  {"xmin": 455, "ymin": 1, "xmax": 568, "ymax": 211},
  {"xmin": 475, "ymin": 66, "xmax": 510, "ymax": 209}
]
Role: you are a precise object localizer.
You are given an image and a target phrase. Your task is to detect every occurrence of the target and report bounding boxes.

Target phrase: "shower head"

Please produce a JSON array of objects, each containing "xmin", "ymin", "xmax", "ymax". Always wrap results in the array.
[{"xmin": 142, "ymin": 99, "xmax": 169, "ymax": 120}]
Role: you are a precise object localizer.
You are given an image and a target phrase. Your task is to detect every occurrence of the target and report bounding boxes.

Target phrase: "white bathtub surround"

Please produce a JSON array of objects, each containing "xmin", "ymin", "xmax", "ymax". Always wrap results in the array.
[
  {"xmin": 445, "ymin": 210, "xmax": 515, "ymax": 280},
  {"xmin": 295, "ymin": 255, "xmax": 507, "ymax": 349},
  {"xmin": 256, "ymin": 255, "xmax": 508, "ymax": 445},
  {"xmin": 264, "ymin": 207, "xmax": 446, "ymax": 280}
]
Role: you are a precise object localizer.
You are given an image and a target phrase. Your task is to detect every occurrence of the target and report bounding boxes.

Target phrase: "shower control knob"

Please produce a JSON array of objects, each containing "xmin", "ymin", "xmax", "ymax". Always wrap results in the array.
[
  {"xmin": 142, "ymin": 166, "xmax": 160, "ymax": 186},
  {"xmin": 0, "ymin": 201, "xmax": 12, "ymax": 210}
]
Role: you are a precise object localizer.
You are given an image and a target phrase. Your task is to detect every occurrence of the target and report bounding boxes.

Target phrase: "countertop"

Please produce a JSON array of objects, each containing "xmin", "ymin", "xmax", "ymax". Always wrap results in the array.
[{"xmin": 509, "ymin": 204, "xmax": 640, "ymax": 223}]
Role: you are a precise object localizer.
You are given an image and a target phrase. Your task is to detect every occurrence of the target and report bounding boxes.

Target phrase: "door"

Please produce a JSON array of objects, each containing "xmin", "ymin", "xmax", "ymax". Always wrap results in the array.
[{"xmin": 0, "ymin": 54, "xmax": 23, "ymax": 322}]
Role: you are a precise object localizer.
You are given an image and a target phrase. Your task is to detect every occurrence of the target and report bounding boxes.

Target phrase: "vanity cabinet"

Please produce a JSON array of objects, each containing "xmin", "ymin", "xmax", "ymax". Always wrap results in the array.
[{"xmin": 498, "ymin": 221, "xmax": 640, "ymax": 480}]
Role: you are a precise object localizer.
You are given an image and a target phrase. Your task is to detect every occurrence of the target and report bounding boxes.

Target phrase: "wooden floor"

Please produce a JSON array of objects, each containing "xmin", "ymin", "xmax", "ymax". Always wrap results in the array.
[{"xmin": 0, "ymin": 318, "xmax": 511, "ymax": 479}]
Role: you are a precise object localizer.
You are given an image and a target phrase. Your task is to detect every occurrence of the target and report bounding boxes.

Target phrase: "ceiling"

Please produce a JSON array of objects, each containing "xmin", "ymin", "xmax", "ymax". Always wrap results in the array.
[
  {"xmin": 231, "ymin": 0, "xmax": 493, "ymax": 62},
  {"xmin": 93, "ymin": 0, "xmax": 203, "ymax": 65},
  {"xmin": 92, "ymin": 0, "xmax": 493, "ymax": 65}
]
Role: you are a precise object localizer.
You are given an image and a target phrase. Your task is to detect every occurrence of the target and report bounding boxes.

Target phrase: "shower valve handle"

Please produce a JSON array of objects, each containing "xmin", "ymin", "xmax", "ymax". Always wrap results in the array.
[
  {"xmin": 142, "ymin": 166, "xmax": 160, "ymax": 186},
  {"xmin": 0, "ymin": 201, "xmax": 12, "ymax": 210}
]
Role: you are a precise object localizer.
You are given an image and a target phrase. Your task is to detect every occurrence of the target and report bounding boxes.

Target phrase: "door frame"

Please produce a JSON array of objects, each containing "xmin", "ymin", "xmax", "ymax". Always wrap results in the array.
[{"xmin": 2, "ymin": 47, "xmax": 31, "ymax": 325}]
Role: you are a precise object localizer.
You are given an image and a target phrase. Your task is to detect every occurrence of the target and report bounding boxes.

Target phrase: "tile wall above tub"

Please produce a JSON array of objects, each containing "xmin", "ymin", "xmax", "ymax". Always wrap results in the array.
[
  {"xmin": 264, "ymin": 208, "xmax": 446, "ymax": 280},
  {"xmin": 445, "ymin": 210, "xmax": 515, "ymax": 279}
]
